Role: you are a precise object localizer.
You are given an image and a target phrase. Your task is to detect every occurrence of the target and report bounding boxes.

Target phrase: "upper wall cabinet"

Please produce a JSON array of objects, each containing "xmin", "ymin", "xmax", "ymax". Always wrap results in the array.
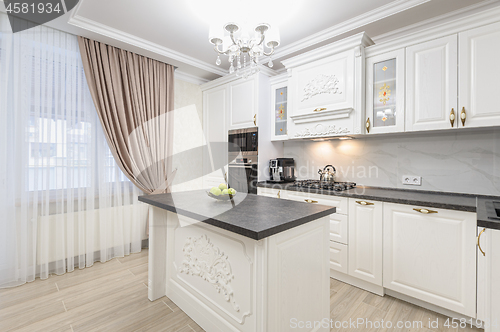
[
  {"xmin": 458, "ymin": 21, "xmax": 500, "ymax": 128},
  {"xmin": 229, "ymin": 78, "xmax": 257, "ymax": 129},
  {"xmin": 289, "ymin": 51, "xmax": 354, "ymax": 117},
  {"xmin": 405, "ymin": 21, "xmax": 500, "ymax": 132},
  {"xmin": 365, "ymin": 48, "xmax": 405, "ymax": 134},
  {"xmin": 405, "ymin": 35, "xmax": 458, "ymax": 132},
  {"xmin": 282, "ymin": 33, "xmax": 374, "ymax": 139},
  {"xmin": 270, "ymin": 76, "xmax": 288, "ymax": 141}
]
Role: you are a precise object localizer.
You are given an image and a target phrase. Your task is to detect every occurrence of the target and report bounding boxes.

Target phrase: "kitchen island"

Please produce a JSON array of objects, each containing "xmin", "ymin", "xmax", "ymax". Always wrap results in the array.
[{"xmin": 139, "ymin": 190, "xmax": 336, "ymax": 332}]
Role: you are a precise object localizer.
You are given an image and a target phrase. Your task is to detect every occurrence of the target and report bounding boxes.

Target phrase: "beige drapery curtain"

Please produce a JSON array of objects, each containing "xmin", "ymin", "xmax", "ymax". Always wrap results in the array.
[{"xmin": 77, "ymin": 37, "xmax": 175, "ymax": 195}]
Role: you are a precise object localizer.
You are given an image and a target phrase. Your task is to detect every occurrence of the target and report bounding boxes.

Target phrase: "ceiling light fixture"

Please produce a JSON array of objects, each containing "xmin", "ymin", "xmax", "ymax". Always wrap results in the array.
[{"xmin": 209, "ymin": 22, "xmax": 280, "ymax": 79}]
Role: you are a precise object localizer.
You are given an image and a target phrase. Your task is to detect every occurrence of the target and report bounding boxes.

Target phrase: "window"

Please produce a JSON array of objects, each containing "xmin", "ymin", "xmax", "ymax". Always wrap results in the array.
[{"xmin": 0, "ymin": 23, "xmax": 129, "ymax": 193}]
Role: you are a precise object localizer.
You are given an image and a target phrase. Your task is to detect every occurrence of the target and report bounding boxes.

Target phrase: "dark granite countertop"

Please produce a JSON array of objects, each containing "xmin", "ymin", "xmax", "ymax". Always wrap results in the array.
[
  {"xmin": 477, "ymin": 198, "xmax": 500, "ymax": 230},
  {"xmin": 258, "ymin": 181, "xmax": 500, "ymax": 230},
  {"xmin": 138, "ymin": 190, "xmax": 336, "ymax": 240}
]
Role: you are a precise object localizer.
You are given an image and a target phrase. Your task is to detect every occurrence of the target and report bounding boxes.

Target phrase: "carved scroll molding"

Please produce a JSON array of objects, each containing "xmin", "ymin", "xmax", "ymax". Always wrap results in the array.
[
  {"xmin": 301, "ymin": 74, "xmax": 342, "ymax": 102},
  {"xmin": 179, "ymin": 234, "xmax": 240, "ymax": 312},
  {"xmin": 294, "ymin": 123, "xmax": 350, "ymax": 138}
]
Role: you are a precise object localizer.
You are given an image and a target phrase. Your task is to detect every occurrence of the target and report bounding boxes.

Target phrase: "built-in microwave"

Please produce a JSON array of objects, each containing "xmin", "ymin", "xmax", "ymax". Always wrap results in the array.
[{"xmin": 228, "ymin": 127, "xmax": 258, "ymax": 153}]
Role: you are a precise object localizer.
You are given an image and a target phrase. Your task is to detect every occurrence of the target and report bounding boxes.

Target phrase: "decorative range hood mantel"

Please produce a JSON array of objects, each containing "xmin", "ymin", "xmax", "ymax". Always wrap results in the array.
[{"xmin": 282, "ymin": 32, "xmax": 374, "ymax": 139}]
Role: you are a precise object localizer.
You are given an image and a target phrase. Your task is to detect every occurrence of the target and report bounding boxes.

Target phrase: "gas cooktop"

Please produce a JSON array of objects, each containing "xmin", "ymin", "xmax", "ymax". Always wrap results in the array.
[{"xmin": 291, "ymin": 180, "xmax": 356, "ymax": 191}]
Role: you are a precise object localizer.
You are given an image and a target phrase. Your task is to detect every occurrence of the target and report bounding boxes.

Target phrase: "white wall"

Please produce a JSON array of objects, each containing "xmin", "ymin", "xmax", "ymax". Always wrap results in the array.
[
  {"xmin": 170, "ymin": 78, "xmax": 205, "ymax": 192},
  {"xmin": 284, "ymin": 129, "xmax": 500, "ymax": 196}
]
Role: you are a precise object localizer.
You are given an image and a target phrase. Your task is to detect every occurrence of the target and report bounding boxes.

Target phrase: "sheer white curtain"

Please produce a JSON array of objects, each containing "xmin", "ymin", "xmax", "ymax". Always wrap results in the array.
[{"xmin": 0, "ymin": 14, "xmax": 147, "ymax": 288}]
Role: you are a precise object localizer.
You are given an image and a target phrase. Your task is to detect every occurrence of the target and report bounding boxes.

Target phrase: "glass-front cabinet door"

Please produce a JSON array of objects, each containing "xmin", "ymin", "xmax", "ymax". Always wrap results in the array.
[
  {"xmin": 271, "ymin": 80, "xmax": 288, "ymax": 141},
  {"xmin": 365, "ymin": 48, "xmax": 405, "ymax": 134}
]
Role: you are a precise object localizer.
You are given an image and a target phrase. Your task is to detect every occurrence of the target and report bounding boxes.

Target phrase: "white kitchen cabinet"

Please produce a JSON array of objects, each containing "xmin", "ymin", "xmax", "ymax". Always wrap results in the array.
[
  {"xmin": 285, "ymin": 191, "xmax": 349, "ymax": 215},
  {"xmin": 458, "ymin": 21, "xmax": 500, "ymax": 129},
  {"xmin": 348, "ymin": 199, "xmax": 383, "ymax": 286},
  {"xmin": 405, "ymin": 35, "xmax": 458, "ymax": 132},
  {"xmin": 256, "ymin": 187, "xmax": 285, "ymax": 199},
  {"xmin": 270, "ymin": 78, "xmax": 288, "ymax": 141},
  {"xmin": 282, "ymin": 190, "xmax": 350, "ymax": 273},
  {"xmin": 330, "ymin": 241, "xmax": 348, "ymax": 274},
  {"xmin": 383, "ymin": 203, "xmax": 476, "ymax": 317},
  {"xmin": 288, "ymin": 50, "xmax": 355, "ymax": 118},
  {"xmin": 329, "ymin": 213, "xmax": 348, "ymax": 245},
  {"xmin": 203, "ymin": 85, "xmax": 228, "ymax": 187},
  {"xmin": 477, "ymin": 227, "xmax": 500, "ymax": 331},
  {"xmin": 405, "ymin": 22, "xmax": 500, "ymax": 133},
  {"xmin": 282, "ymin": 33, "xmax": 373, "ymax": 139},
  {"xmin": 229, "ymin": 78, "xmax": 257, "ymax": 130},
  {"xmin": 365, "ymin": 48, "xmax": 405, "ymax": 134}
]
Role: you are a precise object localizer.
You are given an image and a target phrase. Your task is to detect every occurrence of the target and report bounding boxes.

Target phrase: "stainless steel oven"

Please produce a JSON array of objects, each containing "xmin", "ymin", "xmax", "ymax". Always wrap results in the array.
[{"xmin": 228, "ymin": 127, "xmax": 258, "ymax": 154}]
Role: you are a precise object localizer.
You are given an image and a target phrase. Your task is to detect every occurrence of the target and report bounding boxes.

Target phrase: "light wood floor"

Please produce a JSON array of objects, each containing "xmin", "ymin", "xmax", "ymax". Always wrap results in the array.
[{"xmin": 0, "ymin": 249, "xmax": 482, "ymax": 332}]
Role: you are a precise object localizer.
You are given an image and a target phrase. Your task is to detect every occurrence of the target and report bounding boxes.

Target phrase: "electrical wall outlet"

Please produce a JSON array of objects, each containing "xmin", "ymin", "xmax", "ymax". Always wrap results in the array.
[{"xmin": 402, "ymin": 175, "xmax": 422, "ymax": 186}]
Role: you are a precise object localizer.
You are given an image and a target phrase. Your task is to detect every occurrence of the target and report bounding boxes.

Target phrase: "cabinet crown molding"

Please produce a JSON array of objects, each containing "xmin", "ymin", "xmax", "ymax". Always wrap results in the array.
[
  {"xmin": 365, "ymin": 2, "xmax": 500, "ymax": 58},
  {"xmin": 281, "ymin": 32, "xmax": 374, "ymax": 69},
  {"xmin": 200, "ymin": 67, "xmax": 276, "ymax": 91}
]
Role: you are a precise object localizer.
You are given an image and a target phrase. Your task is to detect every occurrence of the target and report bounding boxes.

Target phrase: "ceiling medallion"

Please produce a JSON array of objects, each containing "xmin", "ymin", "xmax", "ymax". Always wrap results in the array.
[{"xmin": 209, "ymin": 22, "xmax": 280, "ymax": 79}]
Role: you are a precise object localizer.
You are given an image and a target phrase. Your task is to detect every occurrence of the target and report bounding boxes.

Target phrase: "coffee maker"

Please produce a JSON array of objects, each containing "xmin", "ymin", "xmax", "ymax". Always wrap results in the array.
[{"xmin": 269, "ymin": 158, "xmax": 296, "ymax": 182}]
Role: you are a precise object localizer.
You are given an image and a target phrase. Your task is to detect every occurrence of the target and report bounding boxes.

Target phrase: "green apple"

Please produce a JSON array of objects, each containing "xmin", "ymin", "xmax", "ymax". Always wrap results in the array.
[
  {"xmin": 229, "ymin": 188, "xmax": 236, "ymax": 195},
  {"xmin": 222, "ymin": 189, "xmax": 229, "ymax": 195},
  {"xmin": 212, "ymin": 188, "xmax": 222, "ymax": 196},
  {"xmin": 218, "ymin": 183, "xmax": 228, "ymax": 190}
]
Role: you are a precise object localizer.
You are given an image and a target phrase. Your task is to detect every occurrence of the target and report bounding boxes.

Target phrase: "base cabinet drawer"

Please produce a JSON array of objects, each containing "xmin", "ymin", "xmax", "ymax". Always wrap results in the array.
[
  {"xmin": 286, "ymin": 191, "xmax": 349, "ymax": 215},
  {"xmin": 257, "ymin": 188, "xmax": 284, "ymax": 199},
  {"xmin": 330, "ymin": 241, "xmax": 348, "ymax": 274},
  {"xmin": 330, "ymin": 213, "xmax": 348, "ymax": 245}
]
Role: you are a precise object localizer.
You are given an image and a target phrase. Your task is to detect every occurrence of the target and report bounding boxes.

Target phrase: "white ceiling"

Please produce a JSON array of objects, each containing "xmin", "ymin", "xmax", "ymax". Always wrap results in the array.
[{"xmin": 0, "ymin": 0, "xmax": 493, "ymax": 83}]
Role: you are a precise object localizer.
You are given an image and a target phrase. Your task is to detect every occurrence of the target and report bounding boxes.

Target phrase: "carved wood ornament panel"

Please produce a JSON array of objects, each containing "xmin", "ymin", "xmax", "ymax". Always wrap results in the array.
[{"xmin": 179, "ymin": 234, "xmax": 240, "ymax": 312}]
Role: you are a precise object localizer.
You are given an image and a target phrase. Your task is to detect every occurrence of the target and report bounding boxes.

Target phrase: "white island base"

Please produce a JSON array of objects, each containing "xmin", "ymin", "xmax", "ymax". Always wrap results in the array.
[{"xmin": 147, "ymin": 206, "xmax": 330, "ymax": 332}]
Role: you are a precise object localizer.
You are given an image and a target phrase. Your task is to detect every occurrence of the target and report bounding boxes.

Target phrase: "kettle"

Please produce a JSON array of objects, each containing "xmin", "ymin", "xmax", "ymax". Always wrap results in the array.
[{"xmin": 318, "ymin": 165, "xmax": 336, "ymax": 183}]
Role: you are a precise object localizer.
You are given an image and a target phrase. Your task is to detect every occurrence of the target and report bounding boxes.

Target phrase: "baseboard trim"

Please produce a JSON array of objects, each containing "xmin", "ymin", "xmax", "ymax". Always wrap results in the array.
[
  {"xmin": 167, "ymin": 279, "xmax": 241, "ymax": 332},
  {"xmin": 328, "ymin": 272, "xmax": 482, "ymax": 329},
  {"xmin": 330, "ymin": 270, "xmax": 384, "ymax": 296},
  {"xmin": 384, "ymin": 289, "xmax": 481, "ymax": 328}
]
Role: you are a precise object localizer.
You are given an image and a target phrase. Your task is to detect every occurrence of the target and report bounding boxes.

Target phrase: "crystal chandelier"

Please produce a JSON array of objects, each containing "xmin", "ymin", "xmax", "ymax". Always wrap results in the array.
[{"xmin": 209, "ymin": 22, "xmax": 280, "ymax": 79}]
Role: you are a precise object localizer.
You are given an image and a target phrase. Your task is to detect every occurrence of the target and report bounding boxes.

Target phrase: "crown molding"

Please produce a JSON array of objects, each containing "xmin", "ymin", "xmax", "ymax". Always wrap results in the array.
[
  {"xmin": 371, "ymin": 0, "xmax": 500, "ymax": 45},
  {"xmin": 365, "ymin": 0, "xmax": 500, "ymax": 57},
  {"xmin": 281, "ymin": 32, "xmax": 373, "ymax": 69},
  {"xmin": 257, "ymin": 64, "xmax": 279, "ymax": 77},
  {"xmin": 272, "ymin": 0, "xmax": 430, "ymax": 61},
  {"xmin": 174, "ymin": 70, "xmax": 210, "ymax": 85},
  {"xmin": 200, "ymin": 65, "xmax": 278, "ymax": 91},
  {"xmin": 269, "ymin": 72, "xmax": 288, "ymax": 85},
  {"xmin": 67, "ymin": 3, "xmax": 227, "ymax": 77}
]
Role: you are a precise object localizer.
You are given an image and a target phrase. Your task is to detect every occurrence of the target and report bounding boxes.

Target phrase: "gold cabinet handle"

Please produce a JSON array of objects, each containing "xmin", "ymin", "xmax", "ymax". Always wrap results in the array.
[
  {"xmin": 366, "ymin": 118, "xmax": 370, "ymax": 133},
  {"xmin": 356, "ymin": 201, "xmax": 374, "ymax": 206},
  {"xmin": 277, "ymin": 190, "xmax": 280, "ymax": 199},
  {"xmin": 450, "ymin": 108, "xmax": 455, "ymax": 127},
  {"xmin": 253, "ymin": 114, "xmax": 257, "ymax": 126},
  {"xmin": 478, "ymin": 228, "xmax": 486, "ymax": 256},
  {"xmin": 461, "ymin": 107, "xmax": 466, "ymax": 126},
  {"xmin": 413, "ymin": 208, "xmax": 438, "ymax": 214},
  {"xmin": 304, "ymin": 199, "xmax": 318, "ymax": 204},
  {"xmin": 313, "ymin": 108, "xmax": 326, "ymax": 112}
]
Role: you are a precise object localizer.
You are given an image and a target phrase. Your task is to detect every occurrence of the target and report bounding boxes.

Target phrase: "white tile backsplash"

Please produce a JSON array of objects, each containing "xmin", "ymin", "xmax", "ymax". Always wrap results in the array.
[{"xmin": 284, "ymin": 129, "xmax": 500, "ymax": 196}]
